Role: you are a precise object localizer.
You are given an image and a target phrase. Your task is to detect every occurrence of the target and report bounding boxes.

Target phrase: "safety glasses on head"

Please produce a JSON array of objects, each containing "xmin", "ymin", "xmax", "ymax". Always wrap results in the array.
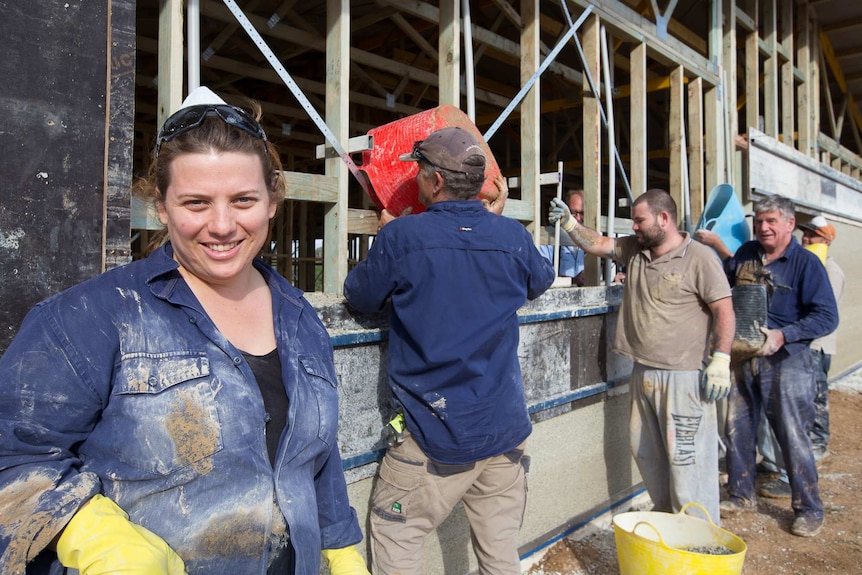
[
  {"xmin": 155, "ymin": 104, "xmax": 267, "ymax": 157},
  {"xmin": 408, "ymin": 141, "xmax": 440, "ymax": 170}
]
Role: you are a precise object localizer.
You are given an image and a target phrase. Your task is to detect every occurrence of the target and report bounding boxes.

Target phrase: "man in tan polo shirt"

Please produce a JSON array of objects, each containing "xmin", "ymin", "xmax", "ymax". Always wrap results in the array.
[{"xmin": 550, "ymin": 188, "xmax": 735, "ymax": 523}]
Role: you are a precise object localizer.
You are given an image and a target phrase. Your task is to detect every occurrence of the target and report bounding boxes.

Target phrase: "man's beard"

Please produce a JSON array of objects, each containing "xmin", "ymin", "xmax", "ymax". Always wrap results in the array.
[{"xmin": 636, "ymin": 224, "xmax": 665, "ymax": 249}]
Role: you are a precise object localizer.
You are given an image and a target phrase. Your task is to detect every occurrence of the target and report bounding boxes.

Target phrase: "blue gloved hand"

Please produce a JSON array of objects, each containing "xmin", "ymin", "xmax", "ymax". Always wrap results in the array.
[
  {"xmin": 702, "ymin": 352, "xmax": 731, "ymax": 401},
  {"xmin": 548, "ymin": 198, "xmax": 576, "ymax": 232}
]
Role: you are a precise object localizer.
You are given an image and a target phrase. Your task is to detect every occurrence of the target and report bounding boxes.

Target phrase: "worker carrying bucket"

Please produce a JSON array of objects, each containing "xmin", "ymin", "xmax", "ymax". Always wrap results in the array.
[
  {"xmin": 343, "ymin": 123, "xmax": 554, "ymax": 575},
  {"xmin": 358, "ymin": 105, "xmax": 503, "ymax": 219}
]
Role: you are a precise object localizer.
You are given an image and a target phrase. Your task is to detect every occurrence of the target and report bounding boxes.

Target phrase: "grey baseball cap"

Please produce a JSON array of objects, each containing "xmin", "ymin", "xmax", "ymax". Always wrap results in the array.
[{"xmin": 399, "ymin": 126, "xmax": 486, "ymax": 176}]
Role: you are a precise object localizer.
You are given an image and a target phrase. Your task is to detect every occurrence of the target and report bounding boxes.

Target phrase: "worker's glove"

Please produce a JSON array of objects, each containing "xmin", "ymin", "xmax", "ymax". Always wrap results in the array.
[
  {"xmin": 322, "ymin": 545, "xmax": 370, "ymax": 575},
  {"xmin": 57, "ymin": 494, "xmax": 187, "ymax": 575},
  {"xmin": 756, "ymin": 326, "xmax": 785, "ymax": 357},
  {"xmin": 548, "ymin": 198, "xmax": 576, "ymax": 232},
  {"xmin": 701, "ymin": 351, "xmax": 731, "ymax": 401}
]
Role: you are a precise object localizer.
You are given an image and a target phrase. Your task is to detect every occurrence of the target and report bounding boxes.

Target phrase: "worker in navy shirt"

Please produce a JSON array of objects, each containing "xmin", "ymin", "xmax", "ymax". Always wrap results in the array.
[
  {"xmin": 344, "ymin": 126, "xmax": 554, "ymax": 574},
  {"xmin": 719, "ymin": 194, "xmax": 838, "ymax": 538}
]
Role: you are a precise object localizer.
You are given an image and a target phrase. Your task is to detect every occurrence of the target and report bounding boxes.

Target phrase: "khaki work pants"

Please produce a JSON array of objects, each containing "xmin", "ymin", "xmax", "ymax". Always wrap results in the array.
[{"xmin": 370, "ymin": 433, "xmax": 528, "ymax": 575}]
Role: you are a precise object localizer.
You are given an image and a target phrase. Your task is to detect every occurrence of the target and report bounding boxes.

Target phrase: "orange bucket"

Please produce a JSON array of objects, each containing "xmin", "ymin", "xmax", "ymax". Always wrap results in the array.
[{"xmin": 359, "ymin": 105, "xmax": 502, "ymax": 216}]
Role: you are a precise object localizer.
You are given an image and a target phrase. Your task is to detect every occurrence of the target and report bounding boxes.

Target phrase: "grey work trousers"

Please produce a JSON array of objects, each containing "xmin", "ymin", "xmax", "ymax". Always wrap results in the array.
[{"xmin": 629, "ymin": 362, "xmax": 721, "ymax": 524}]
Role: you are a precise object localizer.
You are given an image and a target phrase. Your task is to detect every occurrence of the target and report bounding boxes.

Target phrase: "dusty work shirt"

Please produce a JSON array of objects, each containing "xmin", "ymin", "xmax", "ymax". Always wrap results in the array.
[
  {"xmin": 613, "ymin": 233, "xmax": 732, "ymax": 370},
  {"xmin": 0, "ymin": 244, "xmax": 362, "ymax": 575},
  {"xmin": 343, "ymin": 200, "xmax": 555, "ymax": 465},
  {"xmin": 724, "ymin": 238, "xmax": 839, "ymax": 355}
]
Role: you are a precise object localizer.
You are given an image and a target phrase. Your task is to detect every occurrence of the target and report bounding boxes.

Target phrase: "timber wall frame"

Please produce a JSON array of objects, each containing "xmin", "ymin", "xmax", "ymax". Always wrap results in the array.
[{"xmin": 145, "ymin": 0, "xmax": 862, "ymax": 292}]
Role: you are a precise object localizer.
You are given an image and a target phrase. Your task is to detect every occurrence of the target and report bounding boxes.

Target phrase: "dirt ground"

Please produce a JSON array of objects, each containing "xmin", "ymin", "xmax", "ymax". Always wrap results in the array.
[{"xmin": 525, "ymin": 387, "xmax": 862, "ymax": 575}]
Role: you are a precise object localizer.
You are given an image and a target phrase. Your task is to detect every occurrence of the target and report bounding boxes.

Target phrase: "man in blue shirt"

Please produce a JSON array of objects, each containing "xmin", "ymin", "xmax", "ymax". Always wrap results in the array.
[
  {"xmin": 719, "ymin": 195, "xmax": 838, "ymax": 538},
  {"xmin": 344, "ymin": 126, "xmax": 554, "ymax": 574},
  {"xmin": 540, "ymin": 189, "xmax": 586, "ymax": 285}
]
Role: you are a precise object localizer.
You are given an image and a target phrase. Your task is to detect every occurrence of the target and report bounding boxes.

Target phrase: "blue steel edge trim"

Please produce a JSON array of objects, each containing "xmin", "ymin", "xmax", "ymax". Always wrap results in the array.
[
  {"xmin": 330, "ymin": 305, "xmax": 619, "ymax": 347},
  {"xmin": 527, "ymin": 382, "xmax": 613, "ymax": 414},
  {"xmin": 342, "ymin": 448, "xmax": 387, "ymax": 470},
  {"xmin": 518, "ymin": 304, "xmax": 618, "ymax": 325},
  {"xmin": 330, "ymin": 330, "xmax": 388, "ymax": 347},
  {"xmin": 518, "ymin": 487, "xmax": 647, "ymax": 562},
  {"xmin": 832, "ymin": 359, "xmax": 862, "ymax": 383},
  {"xmin": 341, "ymin": 379, "xmax": 618, "ymax": 470}
]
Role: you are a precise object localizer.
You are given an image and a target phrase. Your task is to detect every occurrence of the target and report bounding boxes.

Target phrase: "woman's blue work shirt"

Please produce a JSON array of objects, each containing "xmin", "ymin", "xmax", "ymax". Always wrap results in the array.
[{"xmin": 0, "ymin": 244, "xmax": 362, "ymax": 574}]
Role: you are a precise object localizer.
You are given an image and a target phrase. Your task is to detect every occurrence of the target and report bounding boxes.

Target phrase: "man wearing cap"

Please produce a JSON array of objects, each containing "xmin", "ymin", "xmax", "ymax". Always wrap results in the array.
[
  {"xmin": 343, "ymin": 126, "xmax": 554, "ymax": 574},
  {"xmin": 798, "ymin": 216, "xmax": 845, "ymax": 459},
  {"xmin": 719, "ymin": 195, "xmax": 838, "ymax": 538}
]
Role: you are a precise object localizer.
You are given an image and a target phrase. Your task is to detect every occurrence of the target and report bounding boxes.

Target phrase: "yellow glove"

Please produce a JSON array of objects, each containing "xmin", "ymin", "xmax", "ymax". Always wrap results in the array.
[
  {"xmin": 56, "ymin": 494, "xmax": 187, "ymax": 575},
  {"xmin": 702, "ymin": 351, "xmax": 731, "ymax": 401},
  {"xmin": 322, "ymin": 545, "xmax": 370, "ymax": 575}
]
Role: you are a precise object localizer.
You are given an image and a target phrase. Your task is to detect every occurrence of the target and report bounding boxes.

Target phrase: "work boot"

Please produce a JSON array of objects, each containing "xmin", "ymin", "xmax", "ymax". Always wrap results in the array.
[
  {"xmin": 758, "ymin": 480, "xmax": 791, "ymax": 499},
  {"xmin": 719, "ymin": 497, "xmax": 755, "ymax": 518},
  {"xmin": 791, "ymin": 515, "xmax": 823, "ymax": 537},
  {"xmin": 756, "ymin": 460, "xmax": 780, "ymax": 474}
]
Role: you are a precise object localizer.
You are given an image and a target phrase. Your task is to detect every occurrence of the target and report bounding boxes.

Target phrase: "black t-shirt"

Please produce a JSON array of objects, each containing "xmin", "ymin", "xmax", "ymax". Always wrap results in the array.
[{"xmin": 242, "ymin": 348, "xmax": 287, "ymax": 468}]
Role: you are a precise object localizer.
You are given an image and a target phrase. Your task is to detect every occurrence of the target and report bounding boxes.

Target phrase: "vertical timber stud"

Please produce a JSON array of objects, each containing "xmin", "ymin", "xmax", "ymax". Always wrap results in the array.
[
  {"xmin": 300, "ymin": 203, "xmax": 311, "ymax": 288},
  {"xmin": 520, "ymin": 0, "xmax": 540, "ymax": 239},
  {"xmin": 323, "ymin": 0, "xmax": 349, "ymax": 293},
  {"xmin": 688, "ymin": 77, "xmax": 705, "ymax": 224},
  {"xmin": 704, "ymin": 83, "xmax": 722, "ymax": 191},
  {"xmin": 105, "ymin": 0, "xmax": 136, "ymax": 272},
  {"xmin": 763, "ymin": 0, "xmax": 779, "ymax": 138},
  {"xmin": 745, "ymin": 0, "xmax": 760, "ymax": 139},
  {"xmin": 669, "ymin": 66, "xmax": 685, "ymax": 215},
  {"xmin": 780, "ymin": 0, "xmax": 794, "ymax": 149},
  {"xmin": 797, "ymin": 1, "xmax": 813, "ymax": 157},
  {"xmin": 582, "ymin": 14, "xmax": 602, "ymax": 285},
  {"xmin": 811, "ymin": 16, "xmax": 821, "ymax": 159},
  {"xmin": 157, "ymin": 0, "xmax": 184, "ymax": 130},
  {"xmin": 723, "ymin": 0, "xmax": 738, "ymax": 187},
  {"xmin": 439, "ymin": 0, "xmax": 459, "ymax": 106},
  {"xmin": 630, "ymin": 42, "xmax": 647, "ymax": 198},
  {"xmin": 705, "ymin": 0, "xmax": 724, "ymax": 190}
]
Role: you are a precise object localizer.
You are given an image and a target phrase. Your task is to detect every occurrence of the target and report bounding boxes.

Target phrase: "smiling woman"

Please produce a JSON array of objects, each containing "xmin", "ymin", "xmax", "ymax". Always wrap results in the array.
[
  {"xmin": 0, "ymin": 86, "xmax": 369, "ymax": 575},
  {"xmin": 156, "ymin": 151, "xmax": 276, "ymax": 308}
]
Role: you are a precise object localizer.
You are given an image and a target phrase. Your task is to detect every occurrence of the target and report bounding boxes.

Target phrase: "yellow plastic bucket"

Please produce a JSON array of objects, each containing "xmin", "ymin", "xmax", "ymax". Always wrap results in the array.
[{"xmin": 612, "ymin": 502, "xmax": 747, "ymax": 575}]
